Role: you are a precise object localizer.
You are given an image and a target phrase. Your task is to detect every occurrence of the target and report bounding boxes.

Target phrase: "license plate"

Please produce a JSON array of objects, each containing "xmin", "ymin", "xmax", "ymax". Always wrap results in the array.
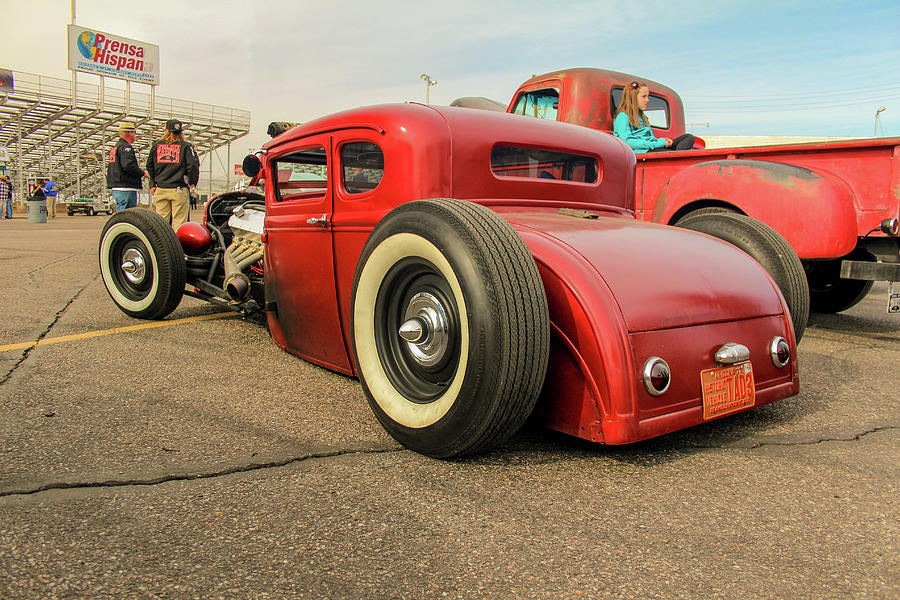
[{"xmin": 700, "ymin": 362, "xmax": 755, "ymax": 420}]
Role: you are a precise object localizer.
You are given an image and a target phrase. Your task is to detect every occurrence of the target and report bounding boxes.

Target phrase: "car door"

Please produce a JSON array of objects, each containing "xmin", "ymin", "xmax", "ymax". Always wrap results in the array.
[{"xmin": 263, "ymin": 136, "xmax": 350, "ymax": 372}]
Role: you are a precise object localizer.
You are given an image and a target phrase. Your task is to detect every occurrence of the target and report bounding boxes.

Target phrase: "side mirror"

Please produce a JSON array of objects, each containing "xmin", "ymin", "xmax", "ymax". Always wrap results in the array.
[{"xmin": 242, "ymin": 155, "xmax": 262, "ymax": 178}]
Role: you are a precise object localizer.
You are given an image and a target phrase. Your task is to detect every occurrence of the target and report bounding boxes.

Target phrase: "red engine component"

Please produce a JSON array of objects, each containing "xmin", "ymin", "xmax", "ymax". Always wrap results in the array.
[{"xmin": 176, "ymin": 222, "xmax": 212, "ymax": 256}]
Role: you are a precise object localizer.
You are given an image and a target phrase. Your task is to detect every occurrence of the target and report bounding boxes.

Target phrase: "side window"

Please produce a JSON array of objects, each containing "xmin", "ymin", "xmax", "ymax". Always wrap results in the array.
[
  {"xmin": 340, "ymin": 141, "xmax": 384, "ymax": 194},
  {"xmin": 510, "ymin": 88, "xmax": 560, "ymax": 120},
  {"xmin": 610, "ymin": 88, "xmax": 671, "ymax": 129},
  {"xmin": 271, "ymin": 146, "xmax": 328, "ymax": 202}
]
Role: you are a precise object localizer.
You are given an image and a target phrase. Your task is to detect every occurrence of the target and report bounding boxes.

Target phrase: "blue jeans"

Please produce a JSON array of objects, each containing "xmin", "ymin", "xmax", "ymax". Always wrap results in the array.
[
  {"xmin": 3, "ymin": 196, "xmax": 11, "ymax": 218},
  {"xmin": 112, "ymin": 190, "xmax": 138, "ymax": 212}
]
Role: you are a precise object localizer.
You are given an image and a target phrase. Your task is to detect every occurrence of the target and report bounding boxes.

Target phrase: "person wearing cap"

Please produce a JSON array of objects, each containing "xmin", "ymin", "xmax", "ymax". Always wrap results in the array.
[
  {"xmin": 146, "ymin": 119, "xmax": 200, "ymax": 230},
  {"xmin": 107, "ymin": 121, "xmax": 146, "ymax": 212},
  {"xmin": 42, "ymin": 178, "xmax": 58, "ymax": 218}
]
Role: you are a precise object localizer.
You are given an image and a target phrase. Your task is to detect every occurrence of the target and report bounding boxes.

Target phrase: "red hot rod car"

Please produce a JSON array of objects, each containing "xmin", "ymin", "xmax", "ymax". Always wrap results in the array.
[{"xmin": 99, "ymin": 103, "xmax": 799, "ymax": 458}]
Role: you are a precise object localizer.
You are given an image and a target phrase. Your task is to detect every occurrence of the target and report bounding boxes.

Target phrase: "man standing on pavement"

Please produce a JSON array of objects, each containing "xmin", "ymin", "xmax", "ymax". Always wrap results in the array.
[
  {"xmin": 0, "ymin": 175, "xmax": 12, "ymax": 219},
  {"xmin": 43, "ymin": 178, "xmax": 58, "ymax": 218},
  {"xmin": 107, "ymin": 121, "xmax": 146, "ymax": 212},
  {"xmin": 146, "ymin": 119, "xmax": 199, "ymax": 231}
]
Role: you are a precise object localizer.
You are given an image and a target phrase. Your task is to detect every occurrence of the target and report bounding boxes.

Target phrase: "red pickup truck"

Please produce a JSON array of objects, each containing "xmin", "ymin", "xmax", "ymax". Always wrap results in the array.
[{"xmin": 481, "ymin": 68, "xmax": 900, "ymax": 334}]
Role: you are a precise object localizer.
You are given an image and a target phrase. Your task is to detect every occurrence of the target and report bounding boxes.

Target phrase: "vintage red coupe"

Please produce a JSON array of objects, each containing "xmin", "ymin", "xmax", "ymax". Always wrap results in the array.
[{"xmin": 99, "ymin": 103, "xmax": 799, "ymax": 458}]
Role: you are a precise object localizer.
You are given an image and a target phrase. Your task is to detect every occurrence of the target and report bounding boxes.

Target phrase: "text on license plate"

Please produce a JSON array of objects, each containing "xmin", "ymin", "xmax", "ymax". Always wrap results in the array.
[{"xmin": 700, "ymin": 362, "xmax": 755, "ymax": 420}]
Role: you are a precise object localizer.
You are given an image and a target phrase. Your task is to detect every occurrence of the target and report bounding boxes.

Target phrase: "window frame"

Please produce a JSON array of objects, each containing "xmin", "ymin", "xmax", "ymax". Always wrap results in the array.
[
  {"xmin": 338, "ymin": 139, "xmax": 385, "ymax": 197},
  {"xmin": 510, "ymin": 87, "xmax": 561, "ymax": 121},
  {"xmin": 610, "ymin": 87, "xmax": 672, "ymax": 130},
  {"xmin": 270, "ymin": 145, "xmax": 329, "ymax": 204},
  {"xmin": 489, "ymin": 144, "xmax": 600, "ymax": 185}
]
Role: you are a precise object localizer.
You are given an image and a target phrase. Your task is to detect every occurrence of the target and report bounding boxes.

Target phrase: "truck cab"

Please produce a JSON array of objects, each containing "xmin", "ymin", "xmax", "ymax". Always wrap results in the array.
[{"xmin": 506, "ymin": 68, "xmax": 900, "ymax": 319}]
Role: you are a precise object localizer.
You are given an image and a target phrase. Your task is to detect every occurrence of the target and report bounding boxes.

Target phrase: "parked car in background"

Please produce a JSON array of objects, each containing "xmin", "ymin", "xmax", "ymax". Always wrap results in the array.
[{"xmin": 67, "ymin": 196, "xmax": 114, "ymax": 216}]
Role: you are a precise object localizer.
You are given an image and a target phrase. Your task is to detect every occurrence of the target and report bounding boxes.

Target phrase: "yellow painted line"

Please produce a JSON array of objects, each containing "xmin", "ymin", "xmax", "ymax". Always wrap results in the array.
[{"xmin": 0, "ymin": 311, "xmax": 240, "ymax": 353}]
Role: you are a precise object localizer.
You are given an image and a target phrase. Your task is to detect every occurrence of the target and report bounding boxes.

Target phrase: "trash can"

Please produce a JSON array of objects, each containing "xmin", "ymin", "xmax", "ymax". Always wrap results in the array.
[{"xmin": 27, "ymin": 198, "xmax": 48, "ymax": 223}]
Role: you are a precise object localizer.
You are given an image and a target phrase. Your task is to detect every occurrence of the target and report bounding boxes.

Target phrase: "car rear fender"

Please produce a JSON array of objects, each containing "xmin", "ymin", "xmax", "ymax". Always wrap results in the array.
[{"xmin": 515, "ymin": 227, "xmax": 638, "ymax": 444}]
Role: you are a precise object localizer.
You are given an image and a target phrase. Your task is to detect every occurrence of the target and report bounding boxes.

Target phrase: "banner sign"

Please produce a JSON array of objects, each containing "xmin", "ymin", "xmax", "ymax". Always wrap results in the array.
[
  {"xmin": 67, "ymin": 25, "xmax": 159, "ymax": 85},
  {"xmin": 0, "ymin": 69, "xmax": 13, "ymax": 94}
]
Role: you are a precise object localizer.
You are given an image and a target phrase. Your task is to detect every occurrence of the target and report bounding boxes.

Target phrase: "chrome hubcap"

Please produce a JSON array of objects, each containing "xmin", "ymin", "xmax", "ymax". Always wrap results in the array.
[
  {"xmin": 400, "ymin": 292, "xmax": 449, "ymax": 367},
  {"xmin": 120, "ymin": 248, "xmax": 146, "ymax": 284}
]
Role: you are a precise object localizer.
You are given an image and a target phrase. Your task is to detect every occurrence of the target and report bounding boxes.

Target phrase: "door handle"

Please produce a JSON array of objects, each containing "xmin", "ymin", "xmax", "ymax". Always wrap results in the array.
[{"xmin": 306, "ymin": 213, "xmax": 327, "ymax": 227}]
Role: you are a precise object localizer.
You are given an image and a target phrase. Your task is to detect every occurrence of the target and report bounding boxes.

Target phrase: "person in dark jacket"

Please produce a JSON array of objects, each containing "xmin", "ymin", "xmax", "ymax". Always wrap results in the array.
[
  {"xmin": 146, "ymin": 119, "xmax": 200, "ymax": 230},
  {"xmin": 107, "ymin": 121, "xmax": 146, "ymax": 212}
]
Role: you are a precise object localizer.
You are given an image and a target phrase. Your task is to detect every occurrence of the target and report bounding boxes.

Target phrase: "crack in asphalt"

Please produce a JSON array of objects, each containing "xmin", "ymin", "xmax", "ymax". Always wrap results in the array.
[
  {"xmin": 0, "ymin": 446, "xmax": 403, "ymax": 498},
  {"xmin": 4, "ymin": 425, "xmax": 896, "ymax": 499},
  {"xmin": 689, "ymin": 425, "xmax": 897, "ymax": 450},
  {"xmin": 0, "ymin": 275, "xmax": 98, "ymax": 386},
  {"xmin": 26, "ymin": 252, "xmax": 86, "ymax": 278}
]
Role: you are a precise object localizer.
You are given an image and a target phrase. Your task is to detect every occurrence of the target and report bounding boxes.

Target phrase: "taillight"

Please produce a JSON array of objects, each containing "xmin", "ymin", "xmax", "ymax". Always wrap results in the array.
[
  {"xmin": 643, "ymin": 357, "xmax": 671, "ymax": 396},
  {"xmin": 770, "ymin": 337, "xmax": 790, "ymax": 368}
]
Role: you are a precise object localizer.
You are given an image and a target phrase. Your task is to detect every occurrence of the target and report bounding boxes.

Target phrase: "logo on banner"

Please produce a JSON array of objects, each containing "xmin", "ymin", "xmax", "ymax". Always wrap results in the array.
[{"xmin": 76, "ymin": 30, "xmax": 148, "ymax": 72}]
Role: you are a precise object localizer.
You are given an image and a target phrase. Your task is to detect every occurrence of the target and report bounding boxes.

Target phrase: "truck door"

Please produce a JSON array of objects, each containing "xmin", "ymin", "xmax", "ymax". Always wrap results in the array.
[{"xmin": 263, "ymin": 136, "xmax": 350, "ymax": 371}]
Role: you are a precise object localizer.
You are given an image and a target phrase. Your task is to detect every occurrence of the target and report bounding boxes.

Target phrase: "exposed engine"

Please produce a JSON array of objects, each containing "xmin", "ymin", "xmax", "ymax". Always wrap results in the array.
[
  {"xmin": 223, "ymin": 205, "xmax": 265, "ymax": 302},
  {"xmin": 178, "ymin": 190, "xmax": 266, "ymax": 314}
]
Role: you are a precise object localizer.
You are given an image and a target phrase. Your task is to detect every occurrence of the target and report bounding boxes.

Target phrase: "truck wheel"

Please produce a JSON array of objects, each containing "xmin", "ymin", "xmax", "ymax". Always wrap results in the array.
[
  {"xmin": 99, "ymin": 209, "xmax": 185, "ymax": 319},
  {"xmin": 87, "ymin": 207, "xmax": 94, "ymax": 216},
  {"xmin": 67, "ymin": 211, "xmax": 74, "ymax": 216},
  {"xmin": 805, "ymin": 249, "xmax": 875, "ymax": 313},
  {"xmin": 677, "ymin": 212, "xmax": 809, "ymax": 341},
  {"xmin": 351, "ymin": 198, "xmax": 550, "ymax": 458},
  {"xmin": 673, "ymin": 206, "xmax": 734, "ymax": 225}
]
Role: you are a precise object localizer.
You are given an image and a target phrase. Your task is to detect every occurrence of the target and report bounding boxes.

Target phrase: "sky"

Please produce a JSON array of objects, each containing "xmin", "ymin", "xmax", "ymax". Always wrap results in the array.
[{"xmin": 2, "ymin": 0, "xmax": 899, "ymax": 170}]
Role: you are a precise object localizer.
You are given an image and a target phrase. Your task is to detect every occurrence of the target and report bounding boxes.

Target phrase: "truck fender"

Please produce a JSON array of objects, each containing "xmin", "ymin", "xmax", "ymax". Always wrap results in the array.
[
  {"xmin": 516, "ymin": 228, "xmax": 639, "ymax": 444},
  {"xmin": 652, "ymin": 159, "xmax": 859, "ymax": 259}
]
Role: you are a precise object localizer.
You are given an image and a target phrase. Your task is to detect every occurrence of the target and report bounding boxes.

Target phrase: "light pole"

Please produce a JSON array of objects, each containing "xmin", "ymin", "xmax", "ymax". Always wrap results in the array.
[
  {"xmin": 688, "ymin": 121, "xmax": 710, "ymax": 135},
  {"xmin": 874, "ymin": 106, "xmax": 886, "ymax": 136},
  {"xmin": 420, "ymin": 74, "xmax": 437, "ymax": 104}
]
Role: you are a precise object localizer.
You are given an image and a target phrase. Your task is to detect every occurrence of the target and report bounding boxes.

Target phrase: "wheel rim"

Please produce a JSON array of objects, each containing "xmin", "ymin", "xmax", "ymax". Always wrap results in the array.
[
  {"xmin": 107, "ymin": 233, "xmax": 153, "ymax": 301},
  {"xmin": 374, "ymin": 258, "xmax": 461, "ymax": 403}
]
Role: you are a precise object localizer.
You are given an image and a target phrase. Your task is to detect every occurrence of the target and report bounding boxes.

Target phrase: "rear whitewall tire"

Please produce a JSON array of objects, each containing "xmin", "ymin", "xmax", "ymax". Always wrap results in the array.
[
  {"xmin": 354, "ymin": 232, "xmax": 469, "ymax": 429},
  {"xmin": 351, "ymin": 199, "xmax": 550, "ymax": 458}
]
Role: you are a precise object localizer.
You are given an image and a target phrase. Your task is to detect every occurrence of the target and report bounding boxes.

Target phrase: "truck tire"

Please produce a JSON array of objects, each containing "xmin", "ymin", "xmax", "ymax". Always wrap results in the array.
[
  {"xmin": 87, "ymin": 207, "xmax": 95, "ymax": 216},
  {"xmin": 677, "ymin": 212, "xmax": 809, "ymax": 341},
  {"xmin": 805, "ymin": 249, "xmax": 875, "ymax": 313},
  {"xmin": 67, "ymin": 210, "xmax": 74, "ymax": 216},
  {"xmin": 673, "ymin": 206, "xmax": 734, "ymax": 224},
  {"xmin": 99, "ymin": 209, "xmax": 185, "ymax": 320},
  {"xmin": 351, "ymin": 198, "xmax": 550, "ymax": 458}
]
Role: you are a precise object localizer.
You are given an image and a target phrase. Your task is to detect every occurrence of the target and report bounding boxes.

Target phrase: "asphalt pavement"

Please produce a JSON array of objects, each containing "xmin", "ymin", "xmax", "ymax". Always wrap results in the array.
[{"xmin": 0, "ymin": 212, "xmax": 897, "ymax": 599}]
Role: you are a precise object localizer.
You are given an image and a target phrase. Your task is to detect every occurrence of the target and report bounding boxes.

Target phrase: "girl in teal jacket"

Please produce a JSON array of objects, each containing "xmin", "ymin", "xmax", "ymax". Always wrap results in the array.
[{"xmin": 614, "ymin": 81, "xmax": 695, "ymax": 153}]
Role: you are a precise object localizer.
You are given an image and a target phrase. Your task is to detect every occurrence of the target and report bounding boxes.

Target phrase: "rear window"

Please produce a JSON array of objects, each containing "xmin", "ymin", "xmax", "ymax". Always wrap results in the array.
[
  {"xmin": 490, "ymin": 146, "xmax": 598, "ymax": 183},
  {"xmin": 610, "ymin": 87, "xmax": 671, "ymax": 129}
]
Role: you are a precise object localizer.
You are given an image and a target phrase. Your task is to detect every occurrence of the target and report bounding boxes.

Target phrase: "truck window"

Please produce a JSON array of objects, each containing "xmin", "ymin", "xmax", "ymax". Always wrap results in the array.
[
  {"xmin": 510, "ymin": 88, "xmax": 559, "ymax": 120},
  {"xmin": 610, "ymin": 88, "xmax": 671, "ymax": 129},
  {"xmin": 340, "ymin": 141, "xmax": 385, "ymax": 194},
  {"xmin": 491, "ymin": 145, "xmax": 598, "ymax": 183},
  {"xmin": 272, "ymin": 146, "xmax": 328, "ymax": 203}
]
